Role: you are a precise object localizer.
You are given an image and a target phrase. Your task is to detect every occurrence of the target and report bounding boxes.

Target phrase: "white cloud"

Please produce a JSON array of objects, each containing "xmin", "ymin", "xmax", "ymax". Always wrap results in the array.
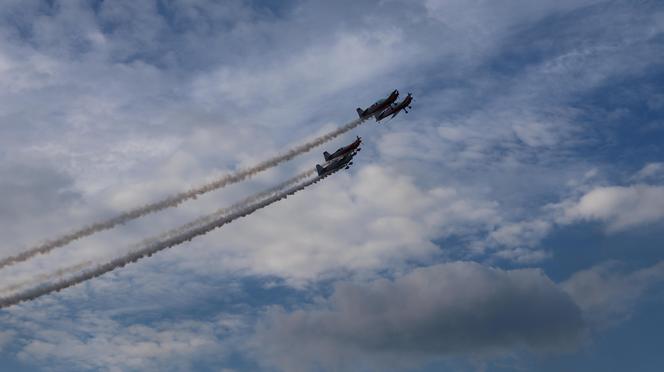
[
  {"xmin": 563, "ymin": 185, "xmax": 664, "ymax": 231},
  {"xmin": 1, "ymin": 307, "xmax": 247, "ymax": 372},
  {"xmin": 563, "ymin": 260, "xmax": 664, "ymax": 326},
  {"xmin": 493, "ymin": 247, "xmax": 552, "ymax": 264},
  {"xmin": 0, "ymin": 330, "xmax": 14, "ymax": 351},
  {"xmin": 480, "ymin": 220, "xmax": 552, "ymax": 263},
  {"xmin": 632, "ymin": 162, "xmax": 664, "ymax": 182},
  {"xmin": 487, "ymin": 220, "xmax": 552, "ymax": 248},
  {"xmin": 166, "ymin": 164, "xmax": 500, "ymax": 283}
]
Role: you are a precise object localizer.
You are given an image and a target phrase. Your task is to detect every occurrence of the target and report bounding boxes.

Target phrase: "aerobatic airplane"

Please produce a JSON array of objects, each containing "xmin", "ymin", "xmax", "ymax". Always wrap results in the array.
[
  {"xmin": 375, "ymin": 93, "xmax": 414, "ymax": 122},
  {"xmin": 316, "ymin": 151, "xmax": 357, "ymax": 177},
  {"xmin": 323, "ymin": 136, "xmax": 362, "ymax": 162},
  {"xmin": 356, "ymin": 90, "xmax": 399, "ymax": 119}
]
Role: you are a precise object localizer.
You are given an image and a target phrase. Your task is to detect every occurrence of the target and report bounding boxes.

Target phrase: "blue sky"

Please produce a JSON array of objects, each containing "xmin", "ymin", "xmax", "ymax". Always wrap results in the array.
[{"xmin": 0, "ymin": 0, "xmax": 663, "ymax": 371}]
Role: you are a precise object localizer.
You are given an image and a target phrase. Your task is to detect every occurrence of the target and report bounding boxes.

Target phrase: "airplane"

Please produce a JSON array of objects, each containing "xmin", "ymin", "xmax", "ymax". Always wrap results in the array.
[
  {"xmin": 356, "ymin": 89, "xmax": 399, "ymax": 120},
  {"xmin": 375, "ymin": 93, "xmax": 414, "ymax": 122},
  {"xmin": 316, "ymin": 150, "xmax": 357, "ymax": 177},
  {"xmin": 323, "ymin": 136, "xmax": 362, "ymax": 162}
]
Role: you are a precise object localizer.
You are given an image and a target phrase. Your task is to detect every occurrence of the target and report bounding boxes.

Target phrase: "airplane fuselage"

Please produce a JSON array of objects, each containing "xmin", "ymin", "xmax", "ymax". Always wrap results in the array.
[{"xmin": 324, "ymin": 137, "xmax": 362, "ymax": 162}]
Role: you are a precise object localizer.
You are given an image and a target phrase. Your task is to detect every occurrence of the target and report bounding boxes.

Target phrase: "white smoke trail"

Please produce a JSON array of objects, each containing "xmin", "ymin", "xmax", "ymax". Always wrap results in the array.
[
  {"xmin": 0, "ymin": 118, "xmax": 365, "ymax": 269},
  {"xmin": 0, "ymin": 169, "xmax": 315, "ymax": 295},
  {"xmin": 138, "ymin": 169, "xmax": 316, "ymax": 253},
  {"xmin": 0, "ymin": 261, "xmax": 93, "ymax": 295},
  {"xmin": 0, "ymin": 170, "xmax": 337, "ymax": 309}
]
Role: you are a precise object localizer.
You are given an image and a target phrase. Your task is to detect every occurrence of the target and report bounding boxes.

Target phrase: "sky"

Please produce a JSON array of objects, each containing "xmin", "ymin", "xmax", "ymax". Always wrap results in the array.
[{"xmin": 0, "ymin": 0, "xmax": 663, "ymax": 371}]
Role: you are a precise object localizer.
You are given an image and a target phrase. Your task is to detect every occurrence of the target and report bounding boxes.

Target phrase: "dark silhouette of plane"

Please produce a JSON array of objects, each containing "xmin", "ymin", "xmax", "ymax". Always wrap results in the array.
[
  {"xmin": 356, "ymin": 90, "xmax": 399, "ymax": 119},
  {"xmin": 316, "ymin": 151, "xmax": 357, "ymax": 177},
  {"xmin": 375, "ymin": 93, "xmax": 414, "ymax": 122},
  {"xmin": 323, "ymin": 136, "xmax": 362, "ymax": 162}
]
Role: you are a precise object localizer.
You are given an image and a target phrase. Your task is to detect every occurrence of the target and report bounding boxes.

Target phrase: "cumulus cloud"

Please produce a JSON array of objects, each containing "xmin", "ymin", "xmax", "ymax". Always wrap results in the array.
[
  {"xmin": 173, "ymin": 165, "xmax": 500, "ymax": 282},
  {"xmin": 0, "ymin": 162, "xmax": 83, "ymax": 253},
  {"xmin": 563, "ymin": 260, "xmax": 664, "ymax": 326},
  {"xmin": 254, "ymin": 262, "xmax": 585, "ymax": 371},
  {"xmin": 487, "ymin": 220, "xmax": 552, "ymax": 248},
  {"xmin": 0, "ymin": 331, "xmax": 14, "ymax": 352},
  {"xmin": 493, "ymin": 247, "xmax": 552, "ymax": 264},
  {"xmin": 562, "ymin": 185, "xmax": 664, "ymax": 231},
  {"xmin": 632, "ymin": 162, "xmax": 664, "ymax": 182},
  {"xmin": 460, "ymin": 219, "xmax": 554, "ymax": 264},
  {"xmin": 4, "ymin": 309, "xmax": 244, "ymax": 372}
]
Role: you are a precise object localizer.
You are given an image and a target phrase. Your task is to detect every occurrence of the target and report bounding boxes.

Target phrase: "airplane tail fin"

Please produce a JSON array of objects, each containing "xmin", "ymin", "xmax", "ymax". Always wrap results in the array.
[
  {"xmin": 323, "ymin": 151, "xmax": 331, "ymax": 161},
  {"xmin": 356, "ymin": 108, "xmax": 364, "ymax": 118},
  {"xmin": 316, "ymin": 164, "xmax": 324, "ymax": 176}
]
